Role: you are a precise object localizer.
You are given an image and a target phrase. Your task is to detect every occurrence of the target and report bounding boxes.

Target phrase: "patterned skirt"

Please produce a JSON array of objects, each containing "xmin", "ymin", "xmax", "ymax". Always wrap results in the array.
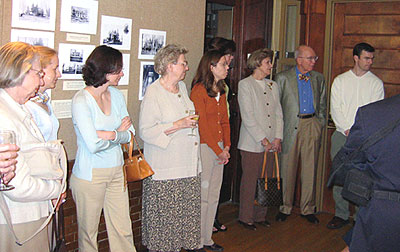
[{"xmin": 142, "ymin": 176, "xmax": 201, "ymax": 252}]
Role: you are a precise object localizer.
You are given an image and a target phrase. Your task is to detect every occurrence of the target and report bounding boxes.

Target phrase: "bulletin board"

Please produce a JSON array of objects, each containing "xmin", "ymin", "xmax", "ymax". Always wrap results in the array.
[{"xmin": 0, "ymin": 0, "xmax": 206, "ymax": 159}]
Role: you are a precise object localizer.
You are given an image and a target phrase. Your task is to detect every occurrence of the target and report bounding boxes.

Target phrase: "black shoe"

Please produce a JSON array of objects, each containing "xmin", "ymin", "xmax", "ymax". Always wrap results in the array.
[
  {"xmin": 214, "ymin": 219, "xmax": 227, "ymax": 232},
  {"xmin": 275, "ymin": 212, "xmax": 290, "ymax": 222},
  {"xmin": 301, "ymin": 214, "xmax": 319, "ymax": 224},
  {"xmin": 327, "ymin": 216, "xmax": 350, "ymax": 229},
  {"xmin": 238, "ymin": 220, "xmax": 257, "ymax": 230},
  {"xmin": 255, "ymin": 220, "xmax": 271, "ymax": 227},
  {"xmin": 187, "ymin": 248, "xmax": 206, "ymax": 252},
  {"xmin": 204, "ymin": 243, "xmax": 224, "ymax": 252}
]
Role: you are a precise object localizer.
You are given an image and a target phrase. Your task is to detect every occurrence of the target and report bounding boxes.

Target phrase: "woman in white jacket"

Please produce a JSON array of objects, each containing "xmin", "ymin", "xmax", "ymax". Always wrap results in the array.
[
  {"xmin": 0, "ymin": 42, "xmax": 63, "ymax": 251},
  {"xmin": 237, "ymin": 48, "xmax": 283, "ymax": 230}
]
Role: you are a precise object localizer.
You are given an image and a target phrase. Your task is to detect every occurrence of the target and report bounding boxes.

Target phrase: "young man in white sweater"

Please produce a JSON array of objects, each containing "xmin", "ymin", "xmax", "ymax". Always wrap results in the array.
[{"xmin": 328, "ymin": 42, "xmax": 384, "ymax": 229}]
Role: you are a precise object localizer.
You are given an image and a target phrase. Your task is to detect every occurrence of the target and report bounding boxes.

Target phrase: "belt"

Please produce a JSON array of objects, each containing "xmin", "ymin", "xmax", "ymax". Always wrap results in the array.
[
  {"xmin": 297, "ymin": 113, "xmax": 315, "ymax": 119},
  {"xmin": 373, "ymin": 190, "xmax": 400, "ymax": 202}
]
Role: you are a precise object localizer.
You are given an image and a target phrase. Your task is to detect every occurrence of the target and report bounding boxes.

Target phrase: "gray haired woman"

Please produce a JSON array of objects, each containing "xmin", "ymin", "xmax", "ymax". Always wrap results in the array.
[{"xmin": 139, "ymin": 44, "xmax": 202, "ymax": 252}]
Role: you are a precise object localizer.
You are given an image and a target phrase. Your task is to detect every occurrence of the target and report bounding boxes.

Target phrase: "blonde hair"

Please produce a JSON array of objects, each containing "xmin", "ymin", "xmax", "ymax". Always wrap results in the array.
[
  {"xmin": 0, "ymin": 42, "xmax": 38, "ymax": 88},
  {"xmin": 247, "ymin": 48, "xmax": 273, "ymax": 72},
  {"xmin": 154, "ymin": 44, "xmax": 188, "ymax": 76},
  {"xmin": 35, "ymin": 46, "xmax": 57, "ymax": 69}
]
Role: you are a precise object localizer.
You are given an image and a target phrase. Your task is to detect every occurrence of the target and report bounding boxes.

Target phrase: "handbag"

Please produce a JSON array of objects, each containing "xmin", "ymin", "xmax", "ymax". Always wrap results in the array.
[
  {"xmin": 121, "ymin": 131, "xmax": 154, "ymax": 187},
  {"xmin": 0, "ymin": 140, "xmax": 67, "ymax": 246},
  {"xmin": 327, "ymin": 116, "xmax": 400, "ymax": 187},
  {"xmin": 255, "ymin": 151, "xmax": 283, "ymax": 207},
  {"xmin": 341, "ymin": 168, "xmax": 374, "ymax": 206},
  {"xmin": 51, "ymin": 205, "xmax": 67, "ymax": 252}
]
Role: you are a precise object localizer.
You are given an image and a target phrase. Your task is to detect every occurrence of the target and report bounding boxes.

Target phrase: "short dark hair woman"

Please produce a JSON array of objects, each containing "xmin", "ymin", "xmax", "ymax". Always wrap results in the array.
[
  {"xmin": 70, "ymin": 45, "xmax": 137, "ymax": 251},
  {"xmin": 190, "ymin": 50, "xmax": 231, "ymax": 251}
]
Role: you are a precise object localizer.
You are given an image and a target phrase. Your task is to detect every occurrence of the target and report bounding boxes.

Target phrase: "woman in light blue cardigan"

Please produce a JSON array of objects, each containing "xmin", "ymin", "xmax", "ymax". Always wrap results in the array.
[{"xmin": 70, "ymin": 45, "xmax": 136, "ymax": 252}]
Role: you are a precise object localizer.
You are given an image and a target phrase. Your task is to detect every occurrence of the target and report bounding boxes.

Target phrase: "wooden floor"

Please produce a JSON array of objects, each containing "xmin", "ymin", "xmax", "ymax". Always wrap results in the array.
[{"xmin": 207, "ymin": 203, "xmax": 352, "ymax": 252}]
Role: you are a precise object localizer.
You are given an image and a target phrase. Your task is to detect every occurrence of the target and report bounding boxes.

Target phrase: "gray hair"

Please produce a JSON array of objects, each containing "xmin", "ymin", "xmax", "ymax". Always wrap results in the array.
[
  {"xmin": 154, "ymin": 44, "xmax": 188, "ymax": 76},
  {"xmin": 0, "ymin": 42, "xmax": 38, "ymax": 89}
]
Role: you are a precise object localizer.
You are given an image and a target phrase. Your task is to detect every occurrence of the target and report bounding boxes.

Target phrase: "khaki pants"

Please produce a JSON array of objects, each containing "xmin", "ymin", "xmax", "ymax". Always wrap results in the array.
[
  {"xmin": 70, "ymin": 166, "xmax": 136, "ymax": 252},
  {"xmin": 200, "ymin": 143, "xmax": 224, "ymax": 247},
  {"xmin": 0, "ymin": 217, "xmax": 49, "ymax": 252},
  {"xmin": 280, "ymin": 117, "xmax": 322, "ymax": 215}
]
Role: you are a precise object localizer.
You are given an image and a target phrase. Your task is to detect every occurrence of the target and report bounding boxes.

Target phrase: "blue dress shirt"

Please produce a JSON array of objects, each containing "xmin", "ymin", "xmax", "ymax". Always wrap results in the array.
[{"xmin": 296, "ymin": 67, "xmax": 315, "ymax": 114}]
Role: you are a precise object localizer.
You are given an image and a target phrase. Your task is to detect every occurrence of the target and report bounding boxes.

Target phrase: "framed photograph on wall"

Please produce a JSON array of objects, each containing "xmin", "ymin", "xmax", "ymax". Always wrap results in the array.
[
  {"xmin": 11, "ymin": 29, "xmax": 55, "ymax": 48},
  {"xmin": 139, "ymin": 61, "xmax": 159, "ymax": 100},
  {"xmin": 138, "ymin": 29, "xmax": 166, "ymax": 60},
  {"xmin": 100, "ymin": 15, "xmax": 132, "ymax": 51},
  {"xmin": 60, "ymin": 0, "xmax": 98, "ymax": 34},
  {"xmin": 58, "ymin": 43, "xmax": 95, "ymax": 80},
  {"xmin": 12, "ymin": 0, "xmax": 57, "ymax": 31}
]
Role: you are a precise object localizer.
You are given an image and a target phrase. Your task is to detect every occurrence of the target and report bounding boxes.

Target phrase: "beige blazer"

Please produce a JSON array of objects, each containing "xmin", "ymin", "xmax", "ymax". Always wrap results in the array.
[
  {"xmin": 275, "ymin": 67, "xmax": 327, "ymax": 154},
  {"xmin": 237, "ymin": 75, "xmax": 283, "ymax": 153}
]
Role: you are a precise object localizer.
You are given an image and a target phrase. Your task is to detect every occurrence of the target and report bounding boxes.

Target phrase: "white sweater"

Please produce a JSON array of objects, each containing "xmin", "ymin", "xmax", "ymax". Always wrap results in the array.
[
  {"xmin": 330, "ymin": 70, "xmax": 384, "ymax": 135},
  {"xmin": 139, "ymin": 80, "xmax": 201, "ymax": 180}
]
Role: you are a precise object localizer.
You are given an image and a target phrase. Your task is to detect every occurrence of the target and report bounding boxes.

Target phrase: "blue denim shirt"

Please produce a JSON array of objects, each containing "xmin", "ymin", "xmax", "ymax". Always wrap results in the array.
[{"xmin": 296, "ymin": 67, "xmax": 315, "ymax": 114}]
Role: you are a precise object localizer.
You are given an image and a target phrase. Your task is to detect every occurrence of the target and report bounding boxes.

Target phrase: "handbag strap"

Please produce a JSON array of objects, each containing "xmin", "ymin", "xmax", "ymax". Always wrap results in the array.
[
  {"xmin": 261, "ymin": 150, "xmax": 281, "ymax": 190},
  {"xmin": 0, "ymin": 143, "xmax": 67, "ymax": 246},
  {"xmin": 121, "ymin": 131, "xmax": 138, "ymax": 190}
]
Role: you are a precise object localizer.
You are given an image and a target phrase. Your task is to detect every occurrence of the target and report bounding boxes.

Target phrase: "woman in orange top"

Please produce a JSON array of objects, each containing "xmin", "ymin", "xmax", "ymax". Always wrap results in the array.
[{"xmin": 190, "ymin": 50, "xmax": 230, "ymax": 252}]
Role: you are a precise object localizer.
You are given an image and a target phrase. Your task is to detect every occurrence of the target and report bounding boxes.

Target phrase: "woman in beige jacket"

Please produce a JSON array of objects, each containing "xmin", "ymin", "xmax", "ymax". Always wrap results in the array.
[{"xmin": 237, "ymin": 48, "xmax": 283, "ymax": 230}]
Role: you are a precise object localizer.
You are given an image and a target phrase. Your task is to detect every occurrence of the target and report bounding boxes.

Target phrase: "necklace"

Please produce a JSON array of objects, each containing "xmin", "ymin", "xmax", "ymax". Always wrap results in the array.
[{"xmin": 31, "ymin": 92, "xmax": 49, "ymax": 104}]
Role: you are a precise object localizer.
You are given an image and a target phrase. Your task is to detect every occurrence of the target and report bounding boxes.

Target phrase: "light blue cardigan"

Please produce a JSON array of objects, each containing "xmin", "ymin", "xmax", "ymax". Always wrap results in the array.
[{"xmin": 72, "ymin": 86, "xmax": 135, "ymax": 181}]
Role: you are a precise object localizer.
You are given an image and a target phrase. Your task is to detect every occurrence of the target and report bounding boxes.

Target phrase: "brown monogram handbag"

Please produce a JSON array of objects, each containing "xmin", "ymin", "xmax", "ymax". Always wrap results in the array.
[
  {"xmin": 255, "ymin": 151, "xmax": 283, "ymax": 207},
  {"xmin": 121, "ymin": 132, "xmax": 154, "ymax": 186}
]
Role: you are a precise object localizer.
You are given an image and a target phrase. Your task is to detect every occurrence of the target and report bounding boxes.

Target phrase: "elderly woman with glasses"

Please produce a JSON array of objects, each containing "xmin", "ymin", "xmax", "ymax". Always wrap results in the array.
[
  {"xmin": 70, "ymin": 45, "xmax": 136, "ymax": 251},
  {"xmin": 0, "ymin": 42, "xmax": 64, "ymax": 251},
  {"xmin": 139, "ymin": 44, "xmax": 201, "ymax": 252},
  {"xmin": 237, "ymin": 48, "xmax": 283, "ymax": 230}
]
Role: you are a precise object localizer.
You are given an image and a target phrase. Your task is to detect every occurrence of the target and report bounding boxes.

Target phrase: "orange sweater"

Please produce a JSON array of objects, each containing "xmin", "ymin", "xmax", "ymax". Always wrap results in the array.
[{"xmin": 190, "ymin": 83, "xmax": 231, "ymax": 156}]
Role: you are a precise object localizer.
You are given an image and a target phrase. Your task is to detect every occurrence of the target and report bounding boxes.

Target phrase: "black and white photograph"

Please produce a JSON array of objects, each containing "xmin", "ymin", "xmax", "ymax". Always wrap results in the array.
[
  {"xmin": 12, "ymin": 0, "xmax": 56, "ymax": 31},
  {"xmin": 71, "ymin": 6, "xmax": 89, "ymax": 23},
  {"xmin": 58, "ymin": 43, "xmax": 95, "ymax": 79},
  {"xmin": 60, "ymin": 0, "xmax": 98, "ymax": 35},
  {"xmin": 139, "ymin": 61, "xmax": 159, "ymax": 100},
  {"xmin": 70, "ymin": 49, "xmax": 84, "ymax": 62},
  {"xmin": 100, "ymin": 15, "xmax": 132, "ymax": 51},
  {"xmin": 138, "ymin": 29, "xmax": 166, "ymax": 60},
  {"xmin": 11, "ymin": 29, "xmax": 55, "ymax": 48}
]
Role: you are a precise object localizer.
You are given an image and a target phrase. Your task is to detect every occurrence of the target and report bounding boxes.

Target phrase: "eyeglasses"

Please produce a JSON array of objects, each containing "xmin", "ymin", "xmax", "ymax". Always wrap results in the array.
[
  {"xmin": 30, "ymin": 68, "xmax": 45, "ymax": 79},
  {"xmin": 174, "ymin": 61, "xmax": 188, "ymax": 68},
  {"xmin": 298, "ymin": 56, "xmax": 319, "ymax": 61}
]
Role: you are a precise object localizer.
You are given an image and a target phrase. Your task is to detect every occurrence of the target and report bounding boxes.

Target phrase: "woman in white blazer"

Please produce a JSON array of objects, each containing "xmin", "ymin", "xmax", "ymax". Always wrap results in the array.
[{"xmin": 237, "ymin": 48, "xmax": 283, "ymax": 230}]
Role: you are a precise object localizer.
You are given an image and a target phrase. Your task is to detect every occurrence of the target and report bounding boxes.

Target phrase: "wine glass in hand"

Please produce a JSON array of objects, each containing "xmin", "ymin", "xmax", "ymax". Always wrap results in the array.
[{"xmin": 188, "ymin": 110, "xmax": 199, "ymax": 136}]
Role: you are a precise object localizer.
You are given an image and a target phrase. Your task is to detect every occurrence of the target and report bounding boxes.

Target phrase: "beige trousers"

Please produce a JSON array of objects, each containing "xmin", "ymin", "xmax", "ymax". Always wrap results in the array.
[
  {"xmin": 280, "ymin": 117, "xmax": 322, "ymax": 215},
  {"xmin": 200, "ymin": 143, "xmax": 224, "ymax": 247},
  {"xmin": 70, "ymin": 166, "xmax": 136, "ymax": 252},
  {"xmin": 0, "ymin": 217, "xmax": 49, "ymax": 252}
]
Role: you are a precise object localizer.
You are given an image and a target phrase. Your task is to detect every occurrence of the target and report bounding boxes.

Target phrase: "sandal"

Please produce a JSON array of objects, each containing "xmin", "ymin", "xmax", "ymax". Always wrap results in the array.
[
  {"xmin": 212, "ymin": 226, "xmax": 219, "ymax": 233},
  {"xmin": 214, "ymin": 219, "xmax": 227, "ymax": 232}
]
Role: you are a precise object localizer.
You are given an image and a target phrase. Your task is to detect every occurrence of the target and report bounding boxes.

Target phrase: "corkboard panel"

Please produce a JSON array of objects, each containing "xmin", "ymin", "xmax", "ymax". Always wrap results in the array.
[{"xmin": 1, "ymin": 0, "xmax": 206, "ymax": 159}]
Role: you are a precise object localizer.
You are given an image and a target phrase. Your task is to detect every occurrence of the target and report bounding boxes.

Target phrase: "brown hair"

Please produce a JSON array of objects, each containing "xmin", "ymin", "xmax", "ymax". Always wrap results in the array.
[
  {"xmin": 191, "ymin": 50, "xmax": 226, "ymax": 97},
  {"xmin": 247, "ymin": 48, "xmax": 273, "ymax": 72}
]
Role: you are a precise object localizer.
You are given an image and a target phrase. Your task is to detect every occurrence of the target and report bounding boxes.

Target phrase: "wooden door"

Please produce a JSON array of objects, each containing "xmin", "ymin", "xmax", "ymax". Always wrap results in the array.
[
  {"xmin": 226, "ymin": 0, "xmax": 273, "ymax": 202},
  {"xmin": 323, "ymin": 0, "xmax": 400, "ymax": 212}
]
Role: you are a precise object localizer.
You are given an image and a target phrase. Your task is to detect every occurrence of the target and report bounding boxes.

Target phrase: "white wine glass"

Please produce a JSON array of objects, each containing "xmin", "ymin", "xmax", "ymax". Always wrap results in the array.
[
  {"xmin": 188, "ymin": 110, "xmax": 199, "ymax": 136},
  {"xmin": 0, "ymin": 129, "xmax": 16, "ymax": 191}
]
